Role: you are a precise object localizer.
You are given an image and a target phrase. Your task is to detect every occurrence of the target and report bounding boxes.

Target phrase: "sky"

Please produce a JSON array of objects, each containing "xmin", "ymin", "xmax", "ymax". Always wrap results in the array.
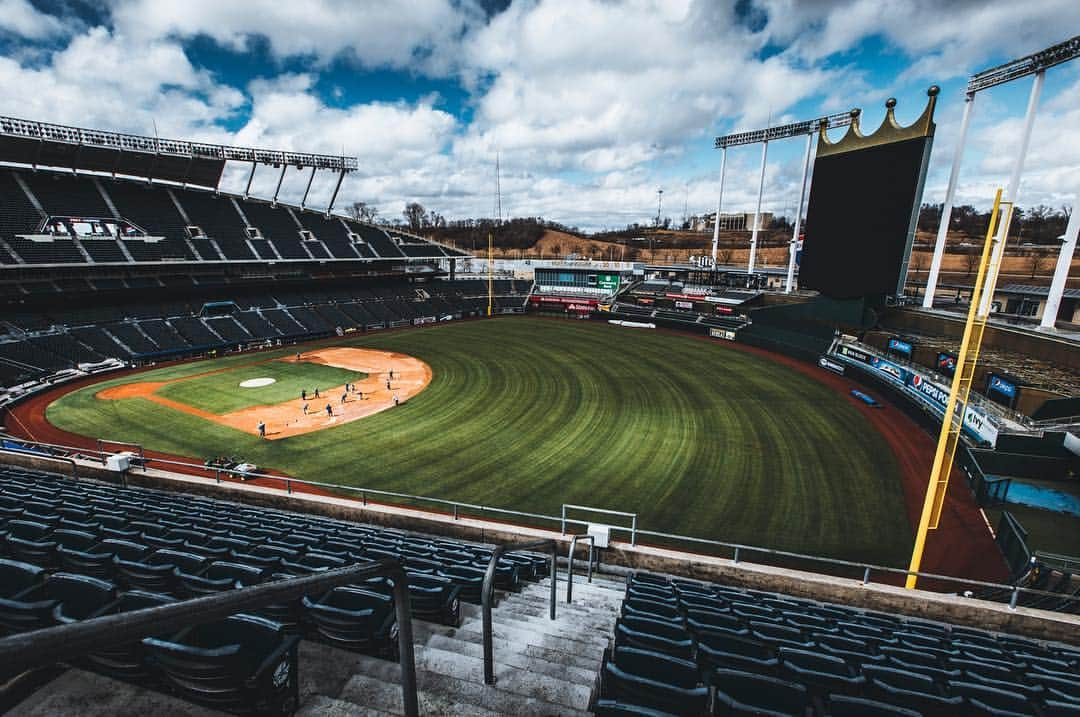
[{"xmin": 0, "ymin": 0, "xmax": 1077, "ymax": 231}]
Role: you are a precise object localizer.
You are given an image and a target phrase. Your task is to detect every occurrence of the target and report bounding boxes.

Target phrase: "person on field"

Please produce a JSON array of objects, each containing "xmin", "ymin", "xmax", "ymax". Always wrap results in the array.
[
  {"xmin": 357, "ymin": 389, "xmax": 363, "ymax": 400},
  {"xmin": 385, "ymin": 379, "xmax": 391, "ymax": 391},
  {"xmin": 389, "ymin": 369, "xmax": 394, "ymax": 380},
  {"xmin": 341, "ymin": 392, "xmax": 347, "ymax": 405},
  {"xmin": 257, "ymin": 421, "xmax": 266, "ymax": 438},
  {"xmin": 392, "ymin": 394, "xmax": 400, "ymax": 407},
  {"xmin": 314, "ymin": 387, "xmax": 320, "ymax": 398},
  {"xmin": 325, "ymin": 403, "xmax": 333, "ymax": 417},
  {"xmin": 301, "ymin": 389, "xmax": 306, "ymax": 401},
  {"xmin": 296, "ymin": 352, "xmax": 301, "ymax": 361},
  {"xmin": 302, "ymin": 402, "xmax": 309, "ymax": 415}
]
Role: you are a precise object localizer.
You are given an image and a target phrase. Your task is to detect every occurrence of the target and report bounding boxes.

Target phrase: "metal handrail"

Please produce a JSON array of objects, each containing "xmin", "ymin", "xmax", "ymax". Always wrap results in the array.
[
  {"xmin": 0, "ymin": 559, "xmax": 420, "ymax": 717},
  {"xmin": 567, "ymin": 534, "xmax": 595, "ymax": 604},
  {"xmin": 1, "ymin": 437, "xmax": 1078, "ymax": 610},
  {"xmin": 482, "ymin": 539, "xmax": 557, "ymax": 685}
]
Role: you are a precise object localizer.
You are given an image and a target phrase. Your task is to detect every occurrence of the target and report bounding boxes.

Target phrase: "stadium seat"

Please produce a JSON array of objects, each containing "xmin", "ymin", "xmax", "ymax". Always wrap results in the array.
[
  {"xmin": 49, "ymin": 573, "xmax": 119, "ymax": 624},
  {"xmin": 948, "ymin": 680, "xmax": 1040, "ymax": 716},
  {"xmin": 696, "ymin": 631, "xmax": 779, "ymax": 675},
  {"xmin": 614, "ymin": 615, "xmax": 695, "ymax": 659},
  {"xmin": 302, "ymin": 587, "xmax": 398, "ymax": 656},
  {"xmin": 826, "ymin": 694, "xmax": 921, "ymax": 717},
  {"xmin": 401, "ymin": 572, "xmax": 461, "ymax": 626},
  {"xmin": 144, "ymin": 614, "xmax": 300, "ymax": 714},
  {"xmin": 85, "ymin": 590, "xmax": 178, "ymax": 681},
  {"xmin": 863, "ymin": 665, "xmax": 962, "ymax": 717},
  {"xmin": 779, "ymin": 646, "xmax": 866, "ymax": 696},
  {"xmin": 684, "ymin": 607, "xmax": 748, "ymax": 636},
  {"xmin": 593, "ymin": 699, "xmax": 679, "ymax": 717},
  {"xmin": 622, "ymin": 597, "xmax": 683, "ymax": 622},
  {"xmin": 601, "ymin": 646, "xmax": 707, "ymax": 716},
  {"xmin": 438, "ymin": 564, "xmax": 486, "ymax": 603},
  {"xmin": 178, "ymin": 560, "xmax": 266, "ymax": 597},
  {"xmin": 710, "ymin": 668, "xmax": 810, "ymax": 716},
  {"xmin": 5, "ymin": 519, "xmax": 59, "ymax": 568},
  {"xmin": 0, "ymin": 557, "xmax": 45, "ymax": 600}
]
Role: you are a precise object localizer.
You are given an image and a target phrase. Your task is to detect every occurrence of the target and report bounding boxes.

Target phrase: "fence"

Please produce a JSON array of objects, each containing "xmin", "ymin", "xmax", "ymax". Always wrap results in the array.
[{"xmin": 996, "ymin": 511, "xmax": 1032, "ymax": 578}]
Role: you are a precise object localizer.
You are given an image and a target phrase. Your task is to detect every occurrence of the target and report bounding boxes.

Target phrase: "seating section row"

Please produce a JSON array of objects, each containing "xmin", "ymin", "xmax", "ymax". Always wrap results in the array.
[
  {"xmin": 0, "ymin": 466, "xmax": 548, "ymax": 712},
  {"xmin": 0, "ymin": 167, "xmax": 462, "ymax": 266},
  {"xmin": 594, "ymin": 573, "xmax": 1080, "ymax": 717},
  {"xmin": 0, "ymin": 279, "xmax": 530, "ymax": 388}
]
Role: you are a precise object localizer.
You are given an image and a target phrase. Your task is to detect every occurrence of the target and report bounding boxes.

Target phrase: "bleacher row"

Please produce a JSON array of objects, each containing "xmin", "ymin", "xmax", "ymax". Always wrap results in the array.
[
  {"xmin": 595, "ymin": 573, "xmax": 1080, "ymax": 717},
  {"xmin": 0, "ymin": 279, "xmax": 531, "ymax": 388},
  {"xmin": 0, "ymin": 168, "xmax": 462, "ymax": 265},
  {"xmin": 0, "ymin": 466, "xmax": 548, "ymax": 713}
]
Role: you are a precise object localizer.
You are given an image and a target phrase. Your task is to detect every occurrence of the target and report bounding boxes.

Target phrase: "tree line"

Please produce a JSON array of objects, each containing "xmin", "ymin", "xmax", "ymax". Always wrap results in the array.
[{"xmin": 916, "ymin": 203, "xmax": 1071, "ymax": 244}]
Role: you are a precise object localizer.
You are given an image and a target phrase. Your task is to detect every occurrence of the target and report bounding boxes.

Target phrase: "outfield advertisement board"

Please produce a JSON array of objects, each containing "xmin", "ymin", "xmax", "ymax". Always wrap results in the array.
[
  {"xmin": 832, "ymin": 343, "xmax": 998, "ymax": 446},
  {"xmin": 709, "ymin": 328, "xmax": 736, "ymax": 341},
  {"xmin": 818, "ymin": 355, "xmax": 846, "ymax": 375}
]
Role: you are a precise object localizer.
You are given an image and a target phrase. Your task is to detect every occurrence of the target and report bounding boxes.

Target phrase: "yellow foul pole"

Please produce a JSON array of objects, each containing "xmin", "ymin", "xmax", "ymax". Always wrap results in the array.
[
  {"xmin": 487, "ymin": 230, "xmax": 494, "ymax": 317},
  {"xmin": 906, "ymin": 189, "xmax": 1012, "ymax": 589}
]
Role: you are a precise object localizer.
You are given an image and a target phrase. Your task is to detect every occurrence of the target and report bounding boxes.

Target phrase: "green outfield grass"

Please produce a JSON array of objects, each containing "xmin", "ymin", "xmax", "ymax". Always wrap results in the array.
[
  {"xmin": 46, "ymin": 318, "xmax": 912, "ymax": 564},
  {"xmin": 155, "ymin": 360, "xmax": 365, "ymax": 414}
]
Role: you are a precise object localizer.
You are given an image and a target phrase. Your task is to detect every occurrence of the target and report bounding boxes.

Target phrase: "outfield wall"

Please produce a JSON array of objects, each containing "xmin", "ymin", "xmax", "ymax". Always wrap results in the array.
[{"xmin": 4, "ymin": 450, "xmax": 1076, "ymax": 646}]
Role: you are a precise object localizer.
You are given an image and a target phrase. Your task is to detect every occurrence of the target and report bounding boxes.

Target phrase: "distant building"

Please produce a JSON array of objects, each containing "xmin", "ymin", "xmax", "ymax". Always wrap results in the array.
[{"xmin": 691, "ymin": 212, "xmax": 774, "ymax": 232}]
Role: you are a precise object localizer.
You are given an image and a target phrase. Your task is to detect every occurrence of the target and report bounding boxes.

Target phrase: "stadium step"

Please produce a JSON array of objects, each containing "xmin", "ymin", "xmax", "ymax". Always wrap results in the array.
[{"xmin": 8, "ymin": 569, "xmax": 623, "ymax": 716}]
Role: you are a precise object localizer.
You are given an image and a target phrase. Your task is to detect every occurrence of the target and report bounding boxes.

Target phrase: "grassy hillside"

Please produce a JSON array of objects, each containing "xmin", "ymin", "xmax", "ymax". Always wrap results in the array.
[{"xmin": 47, "ymin": 318, "xmax": 911, "ymax": 564}]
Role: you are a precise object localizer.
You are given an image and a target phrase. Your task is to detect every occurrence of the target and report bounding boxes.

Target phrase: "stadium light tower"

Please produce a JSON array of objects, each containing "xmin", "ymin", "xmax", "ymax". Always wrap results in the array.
[
  {"xmin": 922, "ymin": 34, "xmax": 1079, "ymax": 311},
  {"xmin": 656, "ymin": 188, "xmax": 664, "ymax": 227}
]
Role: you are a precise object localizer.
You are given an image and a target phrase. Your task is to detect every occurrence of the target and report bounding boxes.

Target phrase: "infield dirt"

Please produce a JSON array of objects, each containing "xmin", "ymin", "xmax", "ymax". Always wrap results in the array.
[{"xmin": 96, "ymin": 347, "xmax": 431, "ymax": 440}]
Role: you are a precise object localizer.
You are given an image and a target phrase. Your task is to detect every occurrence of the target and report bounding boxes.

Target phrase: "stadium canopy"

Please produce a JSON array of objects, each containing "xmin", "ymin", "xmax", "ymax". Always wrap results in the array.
[{"xmin": 0, "ymin": 116, "xmax": 358, "ymax": 192}]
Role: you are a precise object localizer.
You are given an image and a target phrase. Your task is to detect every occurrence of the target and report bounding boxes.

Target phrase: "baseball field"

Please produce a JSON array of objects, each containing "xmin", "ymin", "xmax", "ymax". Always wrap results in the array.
[{"xmin": 44, "ymin": 318, "xmax": 912, "ymax": 564}]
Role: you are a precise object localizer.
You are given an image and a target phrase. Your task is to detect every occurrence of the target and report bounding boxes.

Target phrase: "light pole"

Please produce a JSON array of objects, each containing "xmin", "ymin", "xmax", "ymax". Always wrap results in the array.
[{"xmin": 656, "ymin": 188, "xmax": 664, "ymax": 227}]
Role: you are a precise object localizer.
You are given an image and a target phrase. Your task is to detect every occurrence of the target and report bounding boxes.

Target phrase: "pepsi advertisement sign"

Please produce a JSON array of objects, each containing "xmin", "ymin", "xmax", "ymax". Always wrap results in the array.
[
  {"xmin": 936, "ymin": 352, "xmax": 957, "ymax": 377},
  {"xmin": 987, "ymin": 374, "xmax": 1018, "ymax": 400},
  {"xmin": 888, "ymin": 337, "xmax": 913, "ymax": 357}
]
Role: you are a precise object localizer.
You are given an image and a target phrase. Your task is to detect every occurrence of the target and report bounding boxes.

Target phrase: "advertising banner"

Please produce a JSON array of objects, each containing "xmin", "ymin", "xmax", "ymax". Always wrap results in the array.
[
  {"xmin": 675, "ymin": 300, "xmax": 694, "ymax": 309},
  {"xmin": 837, "ymin": 344, "xmax": 872, "ymax": 364},
  {"xmin": 832, "ymin": 343, "xmax": 998, "ymax": 446},
  {"xmin": 888, "ymin": 337, "xmax": 913, "ymax": 357},
  {"xmin": 709, "ymin": 328, "xmax": 736, "ymax": 340},
  {"xmin": 936, "ymin": 352, "xmax": 957, "ymax": 377},
  {"xmin": 597, "ymin": 273, "xmax": 620, "ymax": 292},
  {"xmin": 818, "ymin": 355, "xmax": 846, "ymax": 375}
]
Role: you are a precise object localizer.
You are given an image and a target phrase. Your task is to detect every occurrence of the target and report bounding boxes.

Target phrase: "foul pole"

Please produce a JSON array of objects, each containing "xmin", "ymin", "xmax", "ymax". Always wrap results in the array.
[{"xmin": 907, "ymin": 189, "xmax": 1012, "ymax": 589}]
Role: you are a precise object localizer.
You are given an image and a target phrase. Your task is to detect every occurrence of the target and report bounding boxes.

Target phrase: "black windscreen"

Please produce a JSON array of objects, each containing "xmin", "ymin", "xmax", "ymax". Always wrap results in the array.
[{"xmin": 799, "ymin": 136, "xmax": 929, "ymax": 299}]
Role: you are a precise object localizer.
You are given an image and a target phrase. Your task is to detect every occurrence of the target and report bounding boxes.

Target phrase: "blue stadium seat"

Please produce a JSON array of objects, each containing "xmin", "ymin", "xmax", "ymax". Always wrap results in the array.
[
  {"xmin": 178, "ymin": 560, "xmax": 265, "ymax": 597},
  {"xmin": 948, "ymin": 680, "xmax": 1040, "ymax": 716},
  {"xmin": 779, "ymin": 646, "xmax": 866, "ymax": 697},
  {"xmin": 302, "ymin": 587, "xmax": 398, "ymax": 656},
  {"xmin": 85, "ymin": 590, "xmax": 178, "ymax": 681},
  {"xmin": 144, "ymin": 614, "xmax": 300, "ymax": 714},
  {"xmin": 593, "ymin": 699, "xmax": 679, "ymax": 717},
  {"xmin": 696, "ymin": 631, "xmax": 779, "ymax": 675},
  {"xmin": 614, "ymin": 615, "xmax": 694, "ymax": 659},
  {"xmin": 601, "ymin": 646, "xmax": 707, "ymax": 716},
  {"xmin": 0, "ymin": 557, "xmax": 45, "ymax": 600},
  {"xmin": 49, "ymin": 573, "xmax": 118, "ymax": 624},
  {"xmin": 710, "ymin": 668, "xmax": 809, "ymax": 716},
  {"xmin": 827, "ymin": 694, "xmax": 921, "ymax": 717}
]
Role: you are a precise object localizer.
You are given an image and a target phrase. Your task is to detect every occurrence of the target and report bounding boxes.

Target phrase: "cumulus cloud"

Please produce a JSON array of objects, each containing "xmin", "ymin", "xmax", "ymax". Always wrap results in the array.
[
  {"xmin": 0, "ymin": 0, "xmax": 1076, "ymax": 229},
  {"xmin": 0, "ymin": 0, "xmax": 65, "ymax": 39}
]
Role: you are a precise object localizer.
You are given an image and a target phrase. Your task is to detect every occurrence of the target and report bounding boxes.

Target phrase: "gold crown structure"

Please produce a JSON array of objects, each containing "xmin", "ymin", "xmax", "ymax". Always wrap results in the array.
[{"xmin": 817, "ymin": 86, "xmax": 939, "ymax": 157}]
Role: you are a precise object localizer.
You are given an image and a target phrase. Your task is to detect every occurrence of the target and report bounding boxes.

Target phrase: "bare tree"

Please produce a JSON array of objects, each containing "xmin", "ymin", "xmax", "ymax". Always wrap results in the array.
[
  {"xmin": 350, "ymin": 201, "xmax": 379, "ymax": 223},
  {"xmin": 402, "ymin": 202, "xmax": 425, "ymax": 232}
]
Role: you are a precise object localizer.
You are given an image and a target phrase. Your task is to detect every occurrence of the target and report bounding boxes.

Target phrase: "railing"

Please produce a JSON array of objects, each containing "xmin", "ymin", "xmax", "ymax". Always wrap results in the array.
[
  {"xmin": 481, "ymin": 539, "xmax": 557, "ymax": 685},
  {"xmin": 0, "ymin": 558, "xmax": 419, "ymax": 717},
  {"xmin": 2, "ymin": 437, "xmax": 1079, "ymax": 612},
  {"xmin": 1035, "ymin": 551, "xmax": 1080, "ymax": 574},
  {"xmin": 566, "ymin": 534, "xmax": 595, "ymax": 604},
  {"xmin": 997, "ymin": 511, "xmax": 1032, "ymax": 577},
  {"xmin": 561, "ymin": 504, "xmax": 637, "ymax": 546}
]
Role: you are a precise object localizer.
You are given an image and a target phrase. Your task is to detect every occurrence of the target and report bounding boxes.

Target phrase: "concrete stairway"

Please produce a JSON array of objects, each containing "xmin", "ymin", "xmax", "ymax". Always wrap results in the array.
[
  {"xmin": 10, "ymin": 574, "xmax": 626, "ymax": 717},
  {"xmin": 298, "ymin": 574, "xmax": 626, "ymax": 716}
]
